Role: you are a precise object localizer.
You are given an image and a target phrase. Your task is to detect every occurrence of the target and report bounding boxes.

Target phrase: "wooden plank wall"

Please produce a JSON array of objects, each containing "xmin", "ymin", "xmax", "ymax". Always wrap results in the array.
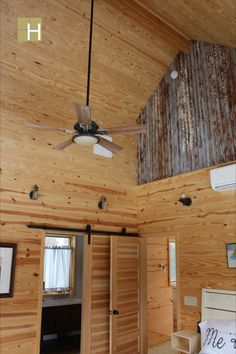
[
  {"xmin": 110, "ymin": 237, "xmax": 142, "ymax": 354},
  {"xmin": 0, "ymin": 226, "xmax": 43, "ymax": 354},
  {"xmin": 0, "ymin": 0, "xmax": 172, "ymax": 352},
  {"xmin": 0, "ymin": 129, "xmax": 138, "ymax": 354},
  {"xmin": 138, "ymin": 233, "xmax": 173, "ymax": 340},
  {"xmin": 136, "ymin": 164, "xmax": 236, "ymax": 333},
  {"xmin": 0, "ymin": 170, "xmax": 138, "ymax": 233},
  {"xmin": 90, "ymin": 236, "xmax": 111, "ymax": 354},
  {"xmin": 137, "ymin": 40, "xmax": 236, "ymax": 184},
  {"xmin": 0, "ymin": 186, "xmax": 137, "ymax": 354}
]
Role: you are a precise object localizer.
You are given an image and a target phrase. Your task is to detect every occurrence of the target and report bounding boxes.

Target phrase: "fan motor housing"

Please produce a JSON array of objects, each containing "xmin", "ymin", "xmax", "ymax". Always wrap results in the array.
[{"xmin": 74, "ymin": 120, "xmax": 99, "ymax": 133}]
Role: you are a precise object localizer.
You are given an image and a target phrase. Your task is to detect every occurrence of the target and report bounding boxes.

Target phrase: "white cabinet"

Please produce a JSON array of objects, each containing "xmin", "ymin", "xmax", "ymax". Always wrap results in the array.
[{"xmin": 171, "ymin": 330, "xmax": 200, "ymax": 354}]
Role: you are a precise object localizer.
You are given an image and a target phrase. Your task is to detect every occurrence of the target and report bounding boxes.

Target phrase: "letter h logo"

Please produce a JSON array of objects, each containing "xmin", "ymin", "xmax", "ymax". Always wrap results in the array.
[{"xmin": 18, "ymin": 18, "xmax": 42, "ymax": 42}]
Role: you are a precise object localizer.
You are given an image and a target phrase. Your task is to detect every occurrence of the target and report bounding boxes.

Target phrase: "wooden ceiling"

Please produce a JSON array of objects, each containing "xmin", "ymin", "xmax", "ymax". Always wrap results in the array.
[
  {"xmin": 1, "ymin": 0, "xmax": 189, "ymax": 189},
  {"xmin": 136, "ymin": 0, "xmax": 236, "ymax": 48},
  {"xmin": 1, "ymin": 0, "xmax": 235, "ymax": 191},
  {"xmin": 1, "ymin": 0, "xmax": 189, "ymax": 128}
]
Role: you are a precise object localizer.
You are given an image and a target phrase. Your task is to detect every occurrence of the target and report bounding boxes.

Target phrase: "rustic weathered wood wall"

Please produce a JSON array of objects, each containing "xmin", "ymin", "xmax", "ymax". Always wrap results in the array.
[
  {"xmin": 137, "ymin": 41, "xmax": 236, "ymax": 184},
  {"xmin": 136, "ymin": 165, "xmax": 236, "ymax": 335}
]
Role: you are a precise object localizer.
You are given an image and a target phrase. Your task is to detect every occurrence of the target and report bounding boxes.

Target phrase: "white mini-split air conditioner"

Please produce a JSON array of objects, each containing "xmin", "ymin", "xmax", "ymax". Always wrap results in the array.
[{"xmin": 210, "ymin": 164, "xmax": 236, "ymax": 192}]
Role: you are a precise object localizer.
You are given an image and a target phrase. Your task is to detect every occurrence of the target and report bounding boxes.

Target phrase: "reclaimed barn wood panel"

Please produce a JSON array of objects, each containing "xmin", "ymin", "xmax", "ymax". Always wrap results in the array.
[
  {"xmin": 0, "ymin": 226, "xmax": 43, "ymax": 354},
  {"xmin": 136, "ymin": 164, "xmax": 236, "ymax": 333},
  {"xmin": 137, "ymin": 41, "xmax": 236, "ymax": 184}
]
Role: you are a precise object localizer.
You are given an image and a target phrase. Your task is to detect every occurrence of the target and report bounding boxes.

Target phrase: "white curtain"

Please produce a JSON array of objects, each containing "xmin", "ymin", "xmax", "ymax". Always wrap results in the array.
[{"xmin": 44, "ymin": 247, "xmax": 72, "ymax": 291}]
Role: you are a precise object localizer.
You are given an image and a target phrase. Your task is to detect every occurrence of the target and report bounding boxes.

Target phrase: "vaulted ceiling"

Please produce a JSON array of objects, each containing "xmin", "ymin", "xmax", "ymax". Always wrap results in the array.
[
  {"xmin": 1, "ymin": 0, "xmax": 235, "ymax": 188},
  {"xmin": 135, "ymin": 0, "xmax": 236, "ymax": 48}
]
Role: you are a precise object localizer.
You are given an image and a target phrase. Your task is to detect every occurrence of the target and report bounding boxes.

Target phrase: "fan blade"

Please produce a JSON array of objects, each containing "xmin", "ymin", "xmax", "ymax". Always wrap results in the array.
[
  {"xmin": 53, "ymin": 137, "xmax": 75, "ymax": 150},
  {"xmin": 97, "ymin": 136, "xmax": 123, "ymax": 154},
  {"xmin": 97, "ymin": 124, "xmax": 147, "ymax": 135},
  {"xmin": 25, "ymin": 123, "xmax": 75, "ymax": 133},
  {"xmin": 74, "ymin": 103, "xmax": 91, "ymax": 125}
]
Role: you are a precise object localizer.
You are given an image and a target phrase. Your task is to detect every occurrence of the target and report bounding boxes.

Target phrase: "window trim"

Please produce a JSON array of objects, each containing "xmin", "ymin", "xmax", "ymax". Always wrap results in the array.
[
  {"xmin": 43, "ymin": 233, "xmax": 76, "ymax": 297},
  {"xmin": 168, "ymin": 239, "xmax": 176, "ymax": 288}
]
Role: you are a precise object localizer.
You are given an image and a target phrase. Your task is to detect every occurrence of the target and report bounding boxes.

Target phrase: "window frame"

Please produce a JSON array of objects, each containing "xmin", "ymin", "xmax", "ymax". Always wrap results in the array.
[
  {"xmin": 43, "ymin": 233, "xmax": 76, "ymax": 297},
  {"xmin": 168, "ymin": 239, "xmax": 176, "ymax": 288}
]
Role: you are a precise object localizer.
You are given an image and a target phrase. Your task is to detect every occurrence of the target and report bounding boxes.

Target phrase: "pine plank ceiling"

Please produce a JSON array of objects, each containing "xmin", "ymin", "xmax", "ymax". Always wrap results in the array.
[
  {"xmin": 136, "ymin": 0, "xmax": 236, "ymax": 48},
  {"xmin": 1, "ymin": 0, "xmax": 235, "ymax": 186}
]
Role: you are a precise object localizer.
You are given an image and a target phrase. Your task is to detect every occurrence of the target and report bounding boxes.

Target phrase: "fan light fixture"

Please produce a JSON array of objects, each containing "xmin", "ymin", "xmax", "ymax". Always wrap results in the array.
[
  {"xmin": 24, "ymin": 0, "xmax": 147, "ymax": 153},
  {"xmin": 73, "ymin": 134, "xmax": 98, "ymax": 146}
]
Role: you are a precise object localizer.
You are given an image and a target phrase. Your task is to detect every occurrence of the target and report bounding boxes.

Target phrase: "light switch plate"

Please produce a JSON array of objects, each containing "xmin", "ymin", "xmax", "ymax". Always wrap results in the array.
[{"xmin": 184, "ymin": 296, "xmax": 197, "ymax": 306}]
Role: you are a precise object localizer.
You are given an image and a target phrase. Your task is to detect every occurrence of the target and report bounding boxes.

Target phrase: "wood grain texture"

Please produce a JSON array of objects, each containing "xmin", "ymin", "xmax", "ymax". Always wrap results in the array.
[
  {"xmin": 0, "ymin": 0, "xmax": 187, "ymax": 212},
  {"xmin": 137, "ymin": 41, "xmax": 236, "ymax": 184},
  {"xmin": 135, "ymin": 0, "xmax": 236, "ymax": 48},
  {"xmin": 82, "ymin": 236, "xmax": 111, "ymax": 354},
  {"xmin": 81, "ymin": 235, "xmax": 92, "ymax": 354},
  {"xmin": 1, "ymin": 1, "xmax": 235, "ymax": 352},
  {"xmin": 136, "ymin": 164, "xmax": 236, "ymax": 332},
  {"xmin": 110, "ymin": 237, "xmax": 145, "ymax": 354},
  {"xmin": 0, "ymin": 0, "xmax": 191, "ymax": 235},
  {"xmin": 0, "ymin": 226, "xmax": 43, "ymax": 354},
  {"xmin": 142, "ymin": 236, "xmax": 173, "ymax": 341},
  {"xmin": 81, "ymin": 235, "xmax": 147, "ymax": 354}
]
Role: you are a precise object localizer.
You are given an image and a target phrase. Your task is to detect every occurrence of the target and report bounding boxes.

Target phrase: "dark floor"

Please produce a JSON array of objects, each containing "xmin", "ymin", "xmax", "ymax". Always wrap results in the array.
[{"xmin": 40, "ymin": 335, "xmax": 80, "ymax": 354}]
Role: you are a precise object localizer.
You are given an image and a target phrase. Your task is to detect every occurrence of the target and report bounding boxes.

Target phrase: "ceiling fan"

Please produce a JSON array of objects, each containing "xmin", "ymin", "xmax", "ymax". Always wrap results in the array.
[{"xmin": 25, "ymin": 0, "xmax": 146, "ymax": 154}]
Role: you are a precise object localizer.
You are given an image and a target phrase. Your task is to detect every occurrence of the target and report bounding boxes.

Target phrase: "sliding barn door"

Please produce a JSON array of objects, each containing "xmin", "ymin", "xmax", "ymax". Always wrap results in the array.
[
  {"xmin": 81, "ymin": 235, "xmax": 147, "ymax": 354},
  {"xmin": 110, "ymin": 237, "xmax": 146, "ymax": 354},
  {"xmin": 81, "ymin": 235, "xmax": 111, "ymax": 354}
]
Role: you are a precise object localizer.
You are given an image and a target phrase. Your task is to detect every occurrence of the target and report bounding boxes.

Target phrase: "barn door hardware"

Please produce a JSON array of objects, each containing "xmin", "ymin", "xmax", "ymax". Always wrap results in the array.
[
  {"xmin": 27, "ymin": 224, "xmax": 139, "ymax": 238},
  {"xmin": 109, "ymin": 309, "xmax": 119, "ymax": 315},
  {"xmin": 86, "ymin": 224, "xmax": 92, "ymax": 245}
]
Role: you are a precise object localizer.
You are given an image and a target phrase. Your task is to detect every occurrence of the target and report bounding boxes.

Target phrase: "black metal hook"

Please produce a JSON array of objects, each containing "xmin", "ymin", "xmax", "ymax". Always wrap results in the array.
[
  {"xmin": 29, "ymin": 184, "xmax": 39, "ymax": 200},
  {"xmin": 98, "ymin": 196, "xmax": 107, "ymax": 209},
  {"xmin": 178, "ymin": 195, "xmax": 192, "ymax": 206}
]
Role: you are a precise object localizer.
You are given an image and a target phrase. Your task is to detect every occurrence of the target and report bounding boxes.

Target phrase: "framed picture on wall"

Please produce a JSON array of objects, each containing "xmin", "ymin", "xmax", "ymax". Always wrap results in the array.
[
  {"xmin": 0, "ymin": 243, "xmax": 17, "ymax": 297},
  {"xmin": 226, "ymin": 243, "xmax": 236, "ymax": 269}
]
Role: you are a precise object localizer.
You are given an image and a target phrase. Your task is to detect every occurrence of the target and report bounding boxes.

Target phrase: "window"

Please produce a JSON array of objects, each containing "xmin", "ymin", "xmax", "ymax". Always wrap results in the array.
[
  {"xmin": 168, "ymin": 240, "xmax": 176, "ymax": 287},
  {"xmin": 43, "ymin": 235, "xmax": 75, "ymax": 295}
]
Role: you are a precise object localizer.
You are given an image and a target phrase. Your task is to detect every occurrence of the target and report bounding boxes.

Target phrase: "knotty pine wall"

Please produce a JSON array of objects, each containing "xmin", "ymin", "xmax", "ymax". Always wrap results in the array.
[
  {"xmin": 0, "ymin": 74, "xmax": 140, "ymax": 354},
  {"xmin": 0, "ymin": 167, "xmax": 137, "ymax": 354},
  {"xmin": 0, "ymin": 146, "xmax": 138, "ymax": 354},
  {"xmin": 0, "ymin": 226, "xmax": 44, "ymax": 354},
  {"xmin": 0, "ymin": 0, "xmax": 166, "ymax": 351},
  {"xmin": 136, "ymin": 164, "xmax": 236, "ymax": 335}
]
